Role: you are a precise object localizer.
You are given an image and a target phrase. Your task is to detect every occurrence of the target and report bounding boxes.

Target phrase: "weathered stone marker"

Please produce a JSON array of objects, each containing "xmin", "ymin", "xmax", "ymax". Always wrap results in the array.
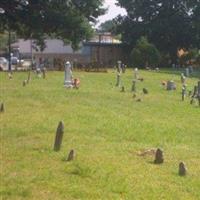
[
  {"xmin": 167, "ymin": 80, "xmax": 176, "ymax": 90},
  {"xmin": 121, "ymin": 86, "xmax": 125, "ymax": 92},
  {"xmin": 23, "ymin": 80, "xmax": 27, "ymax": 87},
  {"xmin": 0, "ymin": 103, "xmax": 4, "ymax": 112},
  {"xmin": 185, "ymin": 67, "xmax": 189, "ymax": 77},
  {"xmin": 198, "ymin": 81, "xmax": 200, "ymax": 106},
  {"xmin": 154, "ymin": 148, "xmax": 164, "ymax": 164},
  {"xmin": 179, "ymin": 162, "xmax": 187, "ymax": 176},
  {"xmin": 115, "ymin": 61, "xmax": 122, "ymax": 87},
  {"xmin": 64, "ymin": 61, "xmax": 73, "ymax": 88},
  {"xmin": 181, "ymin": 73, "xmax": 186, "ymax": 84},
  {"xmin": 66, "ymin": 149, "xmax": 75, "ymax": 161},
  {"xmin": 54, "ymin": 121, "xmax": 64, "ymax": 151},
  {"xmin": 131, "ymin": 80, "xmax": 136, "ymax": 92},
  {"xmin": 42, "ymin": 68, "xmax": 46, "ymax": 79},
  {"xmin": 182, "ymin": 85, "xmax": 187, "ymax": 101},
  {"xmin": 143, "ymin": 88, "xmax": 148, "ymax": 94}
]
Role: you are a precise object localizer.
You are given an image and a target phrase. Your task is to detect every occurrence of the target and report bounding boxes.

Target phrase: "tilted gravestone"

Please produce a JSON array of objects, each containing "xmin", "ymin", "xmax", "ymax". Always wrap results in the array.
[
  {"xmin": 53, "ymin": 121, "xmax": 64, "ymax": 151},
  {"xmin": 154, "ymin": 148, "xmax": 164, "ymax": 164},
  {"xmin": 66, "ymin": 149, "xmax": 75, "ymax": 161},
  {"xmin": 179, "ymin": 162, "xmax": 187, "ymax": 176},
  {"xmin": 0, "ymin": 103, "xmax": 4, "ymax": 112}
]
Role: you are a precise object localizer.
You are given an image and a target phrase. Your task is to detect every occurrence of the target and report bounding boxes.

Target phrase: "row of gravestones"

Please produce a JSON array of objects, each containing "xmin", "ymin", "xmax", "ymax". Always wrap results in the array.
[
  {"xmin": 115, "ymin": 64, "xmax": 149, "ymax": 102},
  {"xmin": 53, "ymin": 121, "xmax": 187, "ymax": 176}
]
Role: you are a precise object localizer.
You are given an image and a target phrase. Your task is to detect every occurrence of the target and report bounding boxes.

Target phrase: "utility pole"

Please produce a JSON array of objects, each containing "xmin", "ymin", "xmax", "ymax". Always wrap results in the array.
[{"xmin": 8, "ymin": 29, "xmax": 11, "ymax": 71}]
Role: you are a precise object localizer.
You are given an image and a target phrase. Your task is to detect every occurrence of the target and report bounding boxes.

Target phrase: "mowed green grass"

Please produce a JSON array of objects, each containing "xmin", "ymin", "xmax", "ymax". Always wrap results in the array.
[{"xmin": 0, "ymin": 69, "xmax": 200, "ymax": 200}]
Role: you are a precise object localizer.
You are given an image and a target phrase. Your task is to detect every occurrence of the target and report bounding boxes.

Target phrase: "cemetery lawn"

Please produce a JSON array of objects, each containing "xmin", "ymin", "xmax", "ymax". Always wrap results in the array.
[{"xmin": 0, "ymin": 69, "xmax": 200, "ymax": 200}]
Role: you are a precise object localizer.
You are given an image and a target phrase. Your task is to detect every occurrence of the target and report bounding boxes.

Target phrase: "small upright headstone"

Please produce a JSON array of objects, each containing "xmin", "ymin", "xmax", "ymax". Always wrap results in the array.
[
  {"xmin": 42, "ymin": 67, "xmax": 46, "ymax": 79},
  {"xmin": 8, "ymin": 73, "xmax": 12, "ymax": 79},
  {"xmin": 185, "ymin": 68, "xmax": 189, "ymax": 77},
  {"xmin": 64, "ymin": 61, "xmax": 73, "ymax": 88},
  {"xmin": 36, "ymin": 68, "xmax": 41, "ymax": 77},
  {"xmin": 167, "ymin": 81, "xmax": 176, "ymax": 90},
  {"xmin": 23, "ymin": 80, "xmax": 27, "ymax": 87},
  {"xmin": 66, "ymin": 149, "xmax": 75, "ymax": 161},
  {"xmin": 131, "ymin": 80, "xmax": 136, "ymax": 92},
  {"xmin": 182, "ymin": 84, "xmax": 187, "ymax": 101},
  {"xmin": 115, "ymin": 61, "xmax": 122, "ymax": 87},
  {"xmin": 121, "ymin": 86, "xmax": 125, "ymax": 92},
  {"xmin": 181, "ymin": 73, "xmax": 186, "ymax": 84},
  {"xmin": 143, "ymin": 88, "xmax": 148, "ymax": 94},
  {"xmin": 154, "ymin": 148, "xmax": 164, "ymax": 164},
  {"xmin": 179, "ymin": 162, "xmax": 187, "ymax": 176},
  {"xmin": 198, "ymin": 81, "xmax": 200, "ymax": 106},
  {"xmin": 0, "ymin": 103, "xmax": 4, "ymax": 112},
  {"xmin": 188, "ymin": 65, "xmax": 193, "ymax": 74},
  {"xmin": 53, "ymin": 121, "xmax": 64, "ymax": 151},
  {"xmin": 134, "ymin": 68, "xmax": 139, "ymax": 80}
]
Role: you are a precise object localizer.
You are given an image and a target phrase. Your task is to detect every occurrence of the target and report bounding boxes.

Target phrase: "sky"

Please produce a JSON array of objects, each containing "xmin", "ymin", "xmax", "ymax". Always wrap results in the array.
[{"xmin": 96, "ymin": 0, "xmax": 127, "ymax": 27}]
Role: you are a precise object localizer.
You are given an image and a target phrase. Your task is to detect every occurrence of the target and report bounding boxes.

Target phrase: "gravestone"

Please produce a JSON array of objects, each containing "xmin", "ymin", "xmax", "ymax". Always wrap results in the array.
[
  {"xmin": 8, "ymin": 73, "xmax": 12, "ymax": 79},
  {"xmin": 143, "ymin": 88, "xmax": 148, "ymax": 94},
  {"xmin": 22, "ymin": 80, "xmax": 27, "ymax": 87},
  {"xmin": 134, "ymin": 68, "xmax": 139, "ymax": 80},
  {"xmin": 185, "ymin": 68, "xmax": 189, "ymax": 77},
  {"xmin": 42, "ymin": 67, "xmax": 46, "ymax": 79},
  {"xmin": 179, "ymin": 162, "xmax": 187, "ymax": 176},
  {"xmin": 0, "ymin": 103, "xmax": 4, "ymax": 112},
  {"xmin": 181, "ymin": 73, "xmax": 186, "ymax": 84},
  {"xmin": 182, "ymin": 85, "xmax": 187, "ymax": 101},
  {"xmin": 154, "ymin": 148, "xmax": 164, "ymax": 164},
  {"xmin": 115, "ymin": 61, "xmax": 122, "ymax": 87},
  {"xmin": 188, "ymin": 65, "xmax": 193, "ymax": 74},
  {"xmin": 131, "ymin": 80, "xmax": 136, "ymax": 92},
  {"xmin": 36, "ymin": 68, "xmax": 42, "ymax": 78},
  {"xmin": 167, "ymin": 81, "xmax": 176, "ymax": 90},
  {"xmin": 66, "ymin": 149, "xmax": 75, "ymax": 161},
  {"xmin": 53, "ymin": 121, "xmax": 64, "ymax": 151},
  {"xmin": 121, "ymin": 86, "xmax": 125, "ymax": 92},
  {"xmin": 64, "ymin": 61, "xmax": 73, "ymax": 88}
]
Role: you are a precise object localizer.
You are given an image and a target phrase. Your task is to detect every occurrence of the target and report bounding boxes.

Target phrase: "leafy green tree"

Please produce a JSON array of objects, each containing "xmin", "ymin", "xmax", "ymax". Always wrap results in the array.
[
  {"xmin": 0, "ymin": 0, "xmax": 105, "ymax": 49},
  {"xmin": 131, "ymin": 36, "xmax": 160, "ymax": 68},
  {"xmin": 116, "ymin": 0, "xmax": 200, "ymax": 63}
]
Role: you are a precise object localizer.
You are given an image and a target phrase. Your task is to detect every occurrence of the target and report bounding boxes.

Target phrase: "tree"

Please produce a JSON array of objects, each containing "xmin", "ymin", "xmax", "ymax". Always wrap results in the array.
[
  {"xmin": 131, "ymin": 36, "xmax": 160, "ymax": 68},
  {"xmin": 98, "ymin": 19, "xmax": 117, "ymax": 32},
  {"xmin": 116, "ymin": 0, "xmax": 200, "ymax": 63},
  {"xmin": 0, "ymin": 0, "xmax": 105, "ymax": 49}
]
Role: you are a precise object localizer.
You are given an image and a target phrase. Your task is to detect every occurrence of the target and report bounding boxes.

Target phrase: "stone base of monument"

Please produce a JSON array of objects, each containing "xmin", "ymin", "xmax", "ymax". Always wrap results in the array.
[{"xmin": 64, "ymin": 81, "xmax": 73, "ymax": 88}]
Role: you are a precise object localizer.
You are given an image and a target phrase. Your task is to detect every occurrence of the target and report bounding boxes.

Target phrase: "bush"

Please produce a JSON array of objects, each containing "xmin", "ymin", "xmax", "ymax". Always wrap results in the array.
[{"xmin": 131, "ymin": 36, "xmax": 160, "ymax": 68}]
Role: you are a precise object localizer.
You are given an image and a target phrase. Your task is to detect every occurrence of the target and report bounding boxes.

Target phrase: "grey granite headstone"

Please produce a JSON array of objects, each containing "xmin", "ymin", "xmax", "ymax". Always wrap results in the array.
[
  {"xmin": 64, "ymin": 61, "xmax": 73, "ymax": 88},
  {"xmin": 185, "ymin": 68, "xmax": 189, "ymax": 77},
  {"xmin": 182, "ymin": 85, "xmax": 187, "ymax": 101},
  {"xmin": 167, "ymin": 81, "xmax": 176, "ymax": 90}
]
